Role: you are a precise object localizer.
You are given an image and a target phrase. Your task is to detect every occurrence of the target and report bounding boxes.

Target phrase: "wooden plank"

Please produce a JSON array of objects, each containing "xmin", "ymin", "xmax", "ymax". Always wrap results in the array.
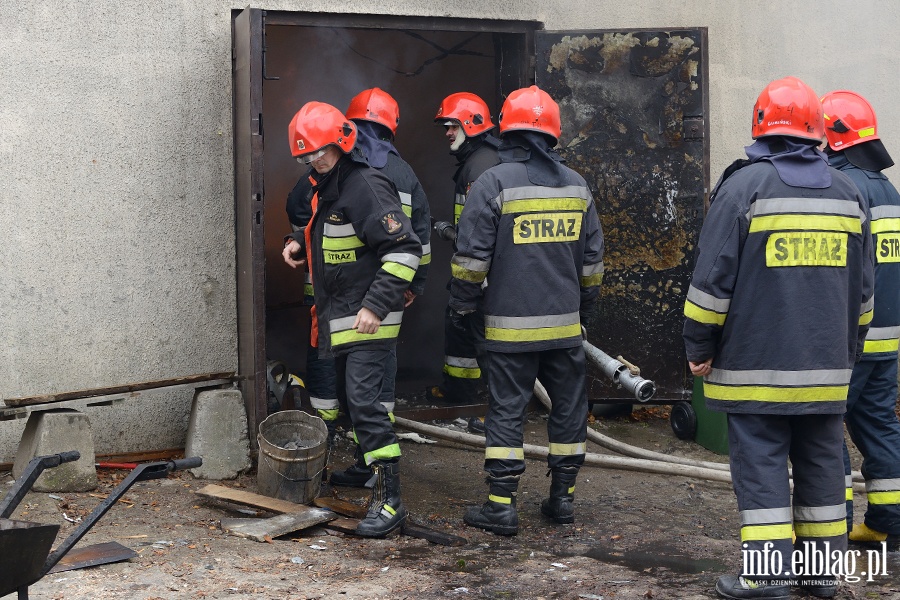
[
  {"xmin": 322, "ymin": 517, "xmax": 360, "ymax": 534},
  {"xmin": 221, "ymin": 509, "xmax": 336, "ymax": 542},
  {"xmin": 195, "ymin": 484, "xmax": 308, "ymax": 514},
  {"xmin": 4, "ymin": 372, "xmax": 235, "ymax": 408},
  {"xmin": 313, "ymin": 497, "xmax": 367, "ymax": 519}
]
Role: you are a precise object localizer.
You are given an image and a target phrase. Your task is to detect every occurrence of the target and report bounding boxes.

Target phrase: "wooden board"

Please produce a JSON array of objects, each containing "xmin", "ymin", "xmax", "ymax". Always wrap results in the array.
[
  {"xmin": 195, "ymin": 484, "xmax": 309, "ymax": 514},
  {"xmin": 221, "ymin": 509, "xmax": 336, "ymax": 542},
  {"xmin": 313, "ymin": 497, "xmax": 367, "ymax": 519},
  {"xmin": 322, "ymin": 517, "xmax": 361, "ymax": 534}
]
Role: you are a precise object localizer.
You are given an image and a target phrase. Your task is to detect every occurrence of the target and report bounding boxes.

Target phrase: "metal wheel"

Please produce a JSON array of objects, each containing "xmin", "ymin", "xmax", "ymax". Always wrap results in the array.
[{"xmin": 670, "ymin": 401, "xmax": 697, "ymax": 440}]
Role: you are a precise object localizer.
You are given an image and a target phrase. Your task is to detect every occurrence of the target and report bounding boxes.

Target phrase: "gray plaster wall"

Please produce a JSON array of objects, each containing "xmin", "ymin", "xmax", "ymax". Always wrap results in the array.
[{"xmin": 1, "ymin": 0, "xmax": 897, "ymax": 460}]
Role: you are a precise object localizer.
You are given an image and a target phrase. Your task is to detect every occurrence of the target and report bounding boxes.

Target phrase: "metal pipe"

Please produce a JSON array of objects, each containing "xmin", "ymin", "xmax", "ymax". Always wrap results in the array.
[{"xmin": 582, "ymin": 339, "xmax": 656, "ymax": 402}]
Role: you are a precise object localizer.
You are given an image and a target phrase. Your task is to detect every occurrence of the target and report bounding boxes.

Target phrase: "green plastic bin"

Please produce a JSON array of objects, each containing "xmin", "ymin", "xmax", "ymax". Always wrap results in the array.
[{"xmin": 692, "ymin": 376, "xmax": 729, "ymax": 455}]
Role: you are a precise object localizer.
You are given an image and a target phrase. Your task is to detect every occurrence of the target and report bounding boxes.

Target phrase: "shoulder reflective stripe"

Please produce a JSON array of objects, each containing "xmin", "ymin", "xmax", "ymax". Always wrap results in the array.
[
  {"xmin": 485, "ymin": 447, "xmax": 525, "ymax": 461},
  {"xmin": 741, "ymin": 507, "xmax": 792, "ymax": 525},
  {"xmin": 498, "ymin": 185, "xmax": 591, "ymax": 203},
  {"xmin": 866, "ymin": 478, "xmax": 900, "ymax": 492},
  {"xmin": 871, "ymin": 205, "xmax": 900, "ymax": 220},
  {"xmin": 548, "ymin": 442, "xmax": 586, "ymax": 456},
  {"xmin": 382, "ymin": 252, "xmax": 421, "ymax": 269},
  {"xmin": 859, "ymin": 310, "xmax": 874, "ymax": 326},
  {"xmin": 750, "ymin": 198, "xmax": 863, "ymax": 218},
  {"xmin": 793, "ymin": 504, "xmax": 846, "ymax": 522},
  {"xmin": 364, "ymin": 443, "xmax": 402, "ymax": 464},
  {"xmin": 867, "ymin": 491, "xmax": 900, "ymax": 505},
  {"xmin": 741, "ymin": 523, "xmax": 793, "ymax": 542},
  {"xmin": 502, "ymin": 197, "xmax": 588, "ymax": 214},
  {"xmin": 703, "ymin": 382, "xmax": 849, "ymax": 402},
  {"xmin": 323, "ymin": 223, "xmax": 357, "ymax": 237},
  {"xmin": 750, "ymin": 214, "xmax": 861, "ymax": 234},
  {"xmin": 871, "ymin": 217, "xmax": 900, "ymax": 234},
  {"xmin": 706, "ymin": 368, "xmax": 852, "ymax": 386},
  {"xmin": 488, "ymin": 494, "xmax": 513, "ymax": 504},
  {"xmin": 794, "ymin": 521, "xmax": 847, "ymax": 538},
  {"xmin": 382, "ymin": 262, "xmax": 416, "ymax": 282},
  {"xmin": 684, "ymin": 300, "xmax": 727, "ymax": 326},
  {"xmin": 309, "ymin": 396, "xmax": 340, "ymax": 411},
  {"xmin": 686, "ymin": 285, "xmax": 731, "ymax": 313},
  {"xmin": 398, "ymin": 192, "xmax": 412, "ymax": 207},
  {"xmin": 323, "ymin": 235, "xmax": 365, "ymax": 251}
]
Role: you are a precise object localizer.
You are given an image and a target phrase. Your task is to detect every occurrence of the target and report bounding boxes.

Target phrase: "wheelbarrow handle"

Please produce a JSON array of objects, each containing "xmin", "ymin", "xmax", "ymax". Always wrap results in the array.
[
  {"xmin": 0, "ymin": 451, "xmax": 82, "ymax": 519},
  {"xmin": 170, "ymin": 457, "xmax": 202, "ymax": 471},
  {"xmin": 56, "ymin": 450, "xmax": 81, "ymax": 464}
]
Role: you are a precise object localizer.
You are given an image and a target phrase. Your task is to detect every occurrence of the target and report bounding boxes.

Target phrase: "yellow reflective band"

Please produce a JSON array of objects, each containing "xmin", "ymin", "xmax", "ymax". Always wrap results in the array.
[
  {"xmin": 580, "ymin": 273, "xmax": 603, "ymax": 287},
  {"xmin": 501, "ymin": 197, "xmax": 588, "ymax": 214},
  {"xmin": 402, "ymin": 205, "xmax": 412, "ymax": 217},
  {"xmin": 486, "ymin": 323, "xmax": 582, "ymax": 343},
  {"xmin": 388, "ymin": 412, "xmax": 395, "ymax": 423},
  {"xmin": 420, "ymin": 252, "xmax": 432, "ymax": 265},
  {"xmin": 365, "ymin": 443, "xmax": 402, "ymax": 464},
  {"xmin": 876, "ymin": 233, "xmax": 900, "ymax": 262},
  {"xmin": 325, "ymin": 250, "xmax": 357, "ymax": 264},
  {"xmin": 860, "ymin": 310, "xmax": 874, "ymax": 326},
  {"xmin": 765, "ymin": 232, "xmax": 848, "ymax": 267},
  {"xmin": 451, "ymin": 263, "xmax": 487, "ymax": 283},
  {"xmin": 867, "ymin": 490, "xmax": 900, "ymax": 505},
  {"xmin": 444, "ymin": 365, "xmax": 481, "ymax": 379},
  {"xmin": 317, "ymin": 409, "xmax": 339, "ymax": 421},
  {"xmin": 548, "ymin": 442, "xmax": 586, "ymax": 456},
  {"xmin": 489, "ymin": 494, "xmax": 512, "ymax": 505},
  {"xmin": 741, "ymin": 523, "xmax": 793, "ymax": 542},
  {"xmin": 703, "ymin": 382, "xmax": 849, "ymax": 403},
  {"xmin": 859, "ymin": 126, "xmax": 876, "ymax": 139},
  {"xmin": 513, "ymin": 213, "xmax": 583, "ymax": 244},
  {"xmin": 684, "ymin": 300, "xmax": 727, "ymax": 326},
  {"xmin": 382, "ymin": 504, "xmax": 397, "ymax": 516},
  {"xmin": 323, "ymin": 236, "xmax": 365, "ymax": 251},
  {"xmin": 864, "ymin": 338, "xmax": 899, "ymax": 353},
  {"xmin": 568, "ymin": 485, "xmax": 576, "ymax": 494},
  {"xmin": 749, "ymin": 214, "xmax": 861, "ymax": 234},
  {"xmin": 794, "ymin": 520, "xmax": 847, "ymax": 538},
  {"xmin": 454, "ymin": 204, "xmax": 463, "ymax": 224},
  {"xmin": 485, "ymin": 447, "xmax": 525, "ymax": 461},
  {"xmin": 331, "ymin": 324, "xmax": 401, "ymax": 346},
  {"xmin": 846, "ymin": 488, "xmax": 854, "ymax": 501},
  {"xmin": 304, "ymin": 283, "xmax": 315, "ymax": 296},
  {"xmin": 382, "ymin": 262, "xmax": 416, "ymax": 282},
  {"xmin": 871, "ymin": 218, "xmax": 900, "ymax": 234}
]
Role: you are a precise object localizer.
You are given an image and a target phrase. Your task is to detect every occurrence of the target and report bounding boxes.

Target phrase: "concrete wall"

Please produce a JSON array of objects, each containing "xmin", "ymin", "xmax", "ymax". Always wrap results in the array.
[{"xmin": 1, "ymin": 0, "xmax": 897, "ymax": 460}]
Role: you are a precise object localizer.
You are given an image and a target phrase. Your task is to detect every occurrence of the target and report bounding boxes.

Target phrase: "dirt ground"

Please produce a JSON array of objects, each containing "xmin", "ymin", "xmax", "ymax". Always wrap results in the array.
[{"xmin": 4, "ymin": 406, "xmax": 900, "ymax": 600}]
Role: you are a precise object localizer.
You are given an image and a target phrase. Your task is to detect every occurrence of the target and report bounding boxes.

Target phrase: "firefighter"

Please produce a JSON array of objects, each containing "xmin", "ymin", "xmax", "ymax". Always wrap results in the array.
[
  {"xmin": 449, "ymin": 86, "xmax": 604, "ymax": 536},
  {"xmin": 683, "ymin": 77, "xmax": 873, "ymax": 599},
  {"xmin": 283, "ymin": 101, "xmax": 421, "ymax": 537},
  {"xmin": 821, "ymin": 90, "xmax": 900, "ymax": 547},
  {"xmin": 328, "ymin": 87, "xmax": 432, "ymax": 488},
  {"xmin": 426, "ymin": 92, "xmax": 501, "ymax": 425}
]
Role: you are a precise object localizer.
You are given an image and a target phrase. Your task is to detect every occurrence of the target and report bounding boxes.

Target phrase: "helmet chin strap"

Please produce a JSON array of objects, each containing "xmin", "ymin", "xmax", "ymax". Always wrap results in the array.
[{"xmin": 450, "ymin": 127, "xmax": 466, "ymax": 151}]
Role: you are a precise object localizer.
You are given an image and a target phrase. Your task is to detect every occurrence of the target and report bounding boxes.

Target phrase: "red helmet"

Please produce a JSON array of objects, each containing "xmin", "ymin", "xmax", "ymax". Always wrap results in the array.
[
  {"xmin": 288, "ymin": 102, "xmax": 356, "ymax": 157},
  {"xmin": 821, "ymin": 90, "xmax": 879, "ymax": 151},
  {"xmin": 345, "ymin": 88, "xmax": 400, "ymax": 135},
  {"xmin": 751, "ymin": 76, "xmax": 824, "ymax": 141},
  {"xmin": 434, "ymin": 92, "xmax": 494, "ymax": 136},
  {"xmin": 498, "ymin": 85, "xmax": 561, "ymax": 143}
]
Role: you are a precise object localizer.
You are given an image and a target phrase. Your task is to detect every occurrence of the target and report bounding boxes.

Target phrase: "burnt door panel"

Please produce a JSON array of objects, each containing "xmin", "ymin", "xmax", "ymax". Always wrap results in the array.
[
  {"xmin": 233, "ymin": 7, "xmax": 267, "ymax": 440},
  {"xmin": 536, "ymin": 30, "xmax": 708, "ymax": 403}
]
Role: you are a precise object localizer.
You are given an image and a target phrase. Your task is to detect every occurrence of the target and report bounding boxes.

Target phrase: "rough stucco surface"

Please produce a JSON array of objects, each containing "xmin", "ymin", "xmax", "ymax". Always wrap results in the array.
[{"xmin": 1, "ymin": 0, "xmax": 898, "ymax": 458}]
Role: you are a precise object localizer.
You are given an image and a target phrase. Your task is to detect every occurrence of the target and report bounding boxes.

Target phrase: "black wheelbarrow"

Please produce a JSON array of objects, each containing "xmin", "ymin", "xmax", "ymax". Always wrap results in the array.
[{"xmin": 0, "ymin": 451, "xmax": 201, "ymax": 599}]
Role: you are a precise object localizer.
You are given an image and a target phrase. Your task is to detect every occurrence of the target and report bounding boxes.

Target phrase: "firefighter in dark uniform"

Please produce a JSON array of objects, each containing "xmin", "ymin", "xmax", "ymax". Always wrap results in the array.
[
  {"xmin": 449, "ymin": 86, "xmax": 604, "ymax": 536},
  {"xmin": 426, "ymin": 92, "xmax": 501, "ymax": 417},
  {"xmin": 683, "ymin": 77, "xmax": 874, "ymax": 600},
  {"xmin": 821, "ymin": 90, "xmax": 900, "ymax": 546},
  {"xmin": 283, "ymin": 102, "xmax": 421, "ymax": 537}
]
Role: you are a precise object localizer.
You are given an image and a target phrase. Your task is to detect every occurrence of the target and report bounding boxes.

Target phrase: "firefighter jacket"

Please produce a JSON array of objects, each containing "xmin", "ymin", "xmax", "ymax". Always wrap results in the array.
[
  {"xmin": 829, "ymin": 152, "xmax": 900, "ymax": 361},
  {"xmin": 306, "ymin": 155, "xmax": 421, "ymax": 357},
  {"xmin": 448, "ymin": 160, "xmax": 605, "ymax": 353},
  {"xmin": 683, "ymin": 159, "xmax": 874, "ymax": 415},
  {"xmin": 451, "ymin": 135, "xmax": 501, "ymax": 224}
]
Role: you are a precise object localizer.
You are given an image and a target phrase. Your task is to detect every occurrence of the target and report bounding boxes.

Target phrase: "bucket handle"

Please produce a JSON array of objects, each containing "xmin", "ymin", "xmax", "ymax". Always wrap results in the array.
[{"xmin": 260, "ymin": 451, "xmax": 326, "ymax": 483}]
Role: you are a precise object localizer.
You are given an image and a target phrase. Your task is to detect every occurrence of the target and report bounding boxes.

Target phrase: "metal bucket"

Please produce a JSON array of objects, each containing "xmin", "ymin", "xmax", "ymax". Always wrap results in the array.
[{"xmin": 256, "ymin": 410, "xmax": 328, "ymax": 504}]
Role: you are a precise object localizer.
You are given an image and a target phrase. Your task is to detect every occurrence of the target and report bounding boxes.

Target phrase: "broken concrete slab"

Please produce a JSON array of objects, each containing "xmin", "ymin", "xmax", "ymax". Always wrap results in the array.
[
  {"xmin": 184, "ymin": 389, "xmax": 251, "ymax": 480},
  {"xmin": 12, "ymin": 409, "xmax": 97, "ymax": 492}
]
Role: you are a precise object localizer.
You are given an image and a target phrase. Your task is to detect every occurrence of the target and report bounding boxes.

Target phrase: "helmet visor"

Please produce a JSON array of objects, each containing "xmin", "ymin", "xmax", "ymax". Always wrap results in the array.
[{"xmin": 297, "ymin": 148, "xmax": 328, "ymax": 165}]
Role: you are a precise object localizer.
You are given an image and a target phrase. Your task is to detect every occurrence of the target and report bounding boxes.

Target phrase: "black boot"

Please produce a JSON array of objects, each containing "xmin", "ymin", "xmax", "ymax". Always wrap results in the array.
[
  {"xmin": 355, "ymin": 460, "xmax": 407, "ymax": 538},
  {"xmin": 463, "ymin": 475, "xmax": 519, "ymax": 536},
  {"xmin": 329, "ymin": 445, "xmax": 372, "ymax": 488},
  {"xmin": 541, "ymin": 467, "xmax": 578, "ymax": 524}
]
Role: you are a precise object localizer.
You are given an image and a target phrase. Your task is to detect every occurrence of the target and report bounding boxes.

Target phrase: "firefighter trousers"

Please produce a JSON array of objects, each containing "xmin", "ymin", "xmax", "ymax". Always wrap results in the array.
[
  {"xmin": 439, "ymin": 303, "xmax": 485, "ymax": 401},
  {"xmin": 842, "ymin": 358, "xmax": 900, "ymax": 534},
  {"xmin": 335, "ymin": 347, "xmax": 401, "ymax": 465},
  {"xmin": 306, "ymin": 343, "xmax": 339, "ymax": 423},
  {"xmin": 727, "ymin": 413, "xmax": 847, "ymax": 578},
  {"xmin": 482, "ymin": 346, "xmax": 587, "ymax": 478}
]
